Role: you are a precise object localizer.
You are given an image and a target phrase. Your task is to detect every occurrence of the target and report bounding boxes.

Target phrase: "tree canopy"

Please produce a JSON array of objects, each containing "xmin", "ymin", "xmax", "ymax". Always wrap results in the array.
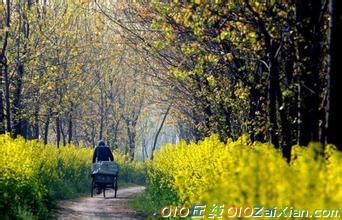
[{"xmin": 1, "ymin": 0, "xmax": 341, "ymax": 160}]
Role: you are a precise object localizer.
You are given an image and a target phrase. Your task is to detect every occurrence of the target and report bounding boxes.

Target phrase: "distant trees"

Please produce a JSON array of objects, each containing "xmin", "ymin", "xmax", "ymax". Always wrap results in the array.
[
  {"xmin": 0, "ymin": 0, "xmax": 161, "ymax": 159},
  {"xmin": 1, "ymin": 0, "xmax": 340, "ymax": 160}
]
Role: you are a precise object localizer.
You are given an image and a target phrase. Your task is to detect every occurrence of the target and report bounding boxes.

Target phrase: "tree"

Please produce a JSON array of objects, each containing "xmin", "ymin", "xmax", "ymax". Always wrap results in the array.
[
  {"xmin": 104, "ymin": 0, "xmax": 339, "ymax": 160},
  {"xmin": 0, "ymin": 0, "xmax": 11, "ymax": 134},
  {"xmin": 151, "ymin": 103, "xmax": 171, "ymax": 160},
  {"xmin": 326, "ymin": 0, "xmax": 341, "ymax": 150},
  {"xmin": 295, "ymin": 0, "xmax": 326, "ymax": 146}
]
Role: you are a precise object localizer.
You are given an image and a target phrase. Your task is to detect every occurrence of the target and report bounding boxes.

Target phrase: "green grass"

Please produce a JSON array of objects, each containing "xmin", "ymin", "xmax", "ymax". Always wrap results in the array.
[{"xmin": 131, "ymin": 189, "xmax": 160, "ymax": 219}]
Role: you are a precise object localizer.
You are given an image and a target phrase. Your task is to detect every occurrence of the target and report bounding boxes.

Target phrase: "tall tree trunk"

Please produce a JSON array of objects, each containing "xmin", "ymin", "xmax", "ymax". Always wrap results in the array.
[
  {"xmin": 12, "ymin": 0, "xmax": 32, "ymax": 138},
  {"xmin": 21, "ymin": 118, "xmax": 30, "ymax": 139},
  {"xmin": 125, "ymin": 119, "xmax": 137, "ymax": 160},
  {"xmin": 56, "ymin": 116, "xmax": 61, "ymax": 148},
  {"xmin": 284, "ymin": 49, "xmax": 298, "ymax": 147},
  {"xmin": 141, "ymin": 138, "xmax": 147, "ymax": 161},
  {"xmin": 129, "ymin": 131, "xmax": 136, "ymax": 159},
  {"xmin": 12, "ymin": 0, "xmax": 31, "ymax": 138},
  {"xmin": 0, "ymin": 82, "xmax": 4, "ymax": 134},
  {"xmin": 99, "ymin": 85, "xmax": 104, "ymax": 140},
  {"xmin": 0, "ymin": 61, "xmax": 4, "ymax": 133},
  {"xmin": 32, "ymin": 104, "xmax": 40, "ymax": 139},
  {"xmin": 326, "ymin": 0, "xmax": 341, "ymax": 149},
  {"xmin": 60, "ymin": 120, "xmax": 66, "ymax": 146},
  {"xmin": 296, "ymin": 0, "xmax": 323, "ymax": 146},
  {"xmin": 0, "ymin": 0, "xmax": 11, "ymax": 134},
  {"xmin": 111, "ymin": 120, "xmax": 120, "ymax": 150},
  {"xmin": 68, "ymin": 114, "xmax": 73, "ymax": 144},
  {"xmin": 44, "ymin": 108, "xmax": 51, "ymax": 144},
  {"xmin": 4, "ymin": 61, "xmax": 10, "ymax": 132},
  {"xmin": 151, "ymin": 104, "xmax": 171, "ymax": 160},
  {"xmin": 276, "ymin": 80, "xmax": 292, "ymax": 161},
  {"xmin": 268, "ymin": 42, "xmax": 280, "ymax": 148},
  {"xmin": 91, "ymin": 121, "xmax": 96, "ymax": 147},
  {"xmin": 12, "ymin": 63, "xmax": 24, "ymax": 138}
]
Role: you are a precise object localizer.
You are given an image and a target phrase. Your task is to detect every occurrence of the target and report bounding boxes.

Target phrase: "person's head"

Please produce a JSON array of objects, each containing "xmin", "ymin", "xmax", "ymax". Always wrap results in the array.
[{"xmin": 98, "ymin": 140, "xmax": 106, "ymax": 147}]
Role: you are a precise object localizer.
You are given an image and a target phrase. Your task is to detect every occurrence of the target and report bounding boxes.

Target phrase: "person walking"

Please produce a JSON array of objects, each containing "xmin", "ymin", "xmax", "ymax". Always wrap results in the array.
[
  {"xmin": 92, "ymin": 140, "xmax": 114, "ymax": 194},
  {"xmin": 92, "ymin": 140, "xmax": 114, "ymax": 163}
]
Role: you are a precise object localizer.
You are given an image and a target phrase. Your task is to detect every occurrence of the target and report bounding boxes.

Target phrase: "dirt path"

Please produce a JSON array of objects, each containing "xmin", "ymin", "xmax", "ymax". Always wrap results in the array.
[{"xmin": 57, "ymin": 186, "xmax": 145, "ymax": 220}]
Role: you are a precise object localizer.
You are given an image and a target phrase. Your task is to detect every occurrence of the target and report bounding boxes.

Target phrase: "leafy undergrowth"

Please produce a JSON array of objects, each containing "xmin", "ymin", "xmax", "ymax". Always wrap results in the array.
[
  {"xmin": 141, "ymin": 135, "xmax": 342, "ymax": 218},
  {"xmin": 0, "ymin": 135, "xmax": 145, "ymax": 219}
]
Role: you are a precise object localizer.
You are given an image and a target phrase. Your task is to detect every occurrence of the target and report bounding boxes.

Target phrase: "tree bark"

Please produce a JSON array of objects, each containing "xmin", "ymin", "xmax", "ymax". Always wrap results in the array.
[
  {"xmin": 44, "ymin": 108, "xmax": 51, "ymax": 144},
  {"xmin": 111, "ymin": 119, "xmax": 120, "ymax": 150},
  {"xmin": 0, "ymin": 0, "xmax": 11, "ymax": 134},
  {"xmin": 12, "ymin": 0, "xmax": 31, "ymax": 138},
  {"xmin": 56, "ymin": 116, "xmax": 61, "ymax": 148},
  {"xmin": 0, "ymin": 83, "xmax": 4, "ymax": 134},
  {"xmin": 296, "ymin": 0, "xmax": 323, "ymax": 146},
  {"xmin": 326, "ymin": 0, "xmax": 341, "ymax": 150},
  {"xmin": 68, "ymin": 114, "xmax": 73, "ymax": 144},
  {"xmin": 32, "ymin": 104, "xmax": 40, "ymax": 139},
  {"xmin": 125, "ymin": 118, "xmax": 137, "ymax": 160},
  {"xmin": 61, "ymin": 123, "xmax": 66, "ymax": 146},
  {"xmin": 99, "ymin": 87, "xmax": 104, "ymax": 140},
  {"xmin": 268, "ymin": 41, "xmax": 280, "ymax": 148},
  {"xmin": 4, "ymin": 61, "xmax": 10, "ymax": 133},
  {"xmin": 151, "ymin": 104, "xmax": 172, "ymax": 160},
  {"xmin": 275, "ymin": 77, "xmax": 292, "ymax": 161},
  {"xmin": 0, "ymin": 60, "xmax": 4, "ymax": 133},
  {"xmin": 141, "ymin": 138, "xmax": 147, "ymax": 161},
  {"xmin": 12, "ymin": 63, "xmax": 24, "ymax": 138}
]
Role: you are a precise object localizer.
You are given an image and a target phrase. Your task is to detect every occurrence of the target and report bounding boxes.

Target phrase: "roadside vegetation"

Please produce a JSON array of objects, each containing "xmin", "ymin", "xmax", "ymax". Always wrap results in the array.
[
  {"xmin": 134, "ymin": 135, "xmax": 342, "ymax": 218},
  {"xmin": 0, "ymin": 135, "xmax": 145, "ymax": 219},
  {"xmin": 1, "ymin": 0, "xmax": 341, "ymax": 219}
]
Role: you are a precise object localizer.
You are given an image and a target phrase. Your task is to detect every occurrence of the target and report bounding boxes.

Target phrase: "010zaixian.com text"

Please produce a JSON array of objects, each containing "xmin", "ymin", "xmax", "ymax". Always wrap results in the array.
[{"xmin": 160, "ymin": 204, "xmax": 340, "ymax": 218}]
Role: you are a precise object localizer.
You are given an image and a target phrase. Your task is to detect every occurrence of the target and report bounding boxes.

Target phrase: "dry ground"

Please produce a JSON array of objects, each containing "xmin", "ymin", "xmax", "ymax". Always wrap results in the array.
[{"xmin": 57, "ymin": 186, "xmax": 146, "ymax": 220}]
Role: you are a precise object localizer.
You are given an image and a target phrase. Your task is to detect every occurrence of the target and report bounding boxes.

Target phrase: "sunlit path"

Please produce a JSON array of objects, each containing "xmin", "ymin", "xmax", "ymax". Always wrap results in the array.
[{"xmin": 57, "ymin": 186, "xmax": 145, "ymax": 220}]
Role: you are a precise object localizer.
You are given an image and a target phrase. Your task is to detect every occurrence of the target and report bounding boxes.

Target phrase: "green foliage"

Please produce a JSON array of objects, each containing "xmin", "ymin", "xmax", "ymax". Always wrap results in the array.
[
  {"xmin": 112, "ymin": 151, "xmax": 146, "ymax": 186},
  {"xmin": 131, "ymin": 191, "xmax": 155, "ymax": 216},
  {"xmin": 145, "ymin": 135, "xmax": 342, "ymax": 216}
]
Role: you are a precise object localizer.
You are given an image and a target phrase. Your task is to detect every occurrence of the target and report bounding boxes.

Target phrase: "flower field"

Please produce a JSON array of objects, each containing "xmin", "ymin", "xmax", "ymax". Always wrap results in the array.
[
  {"xmin": 0, "ymin": 135, "xmax": 145, "ymax": 218},
  {"xmin": 146, "ymin": 135, "xmax": 342, "ymax": 218}
]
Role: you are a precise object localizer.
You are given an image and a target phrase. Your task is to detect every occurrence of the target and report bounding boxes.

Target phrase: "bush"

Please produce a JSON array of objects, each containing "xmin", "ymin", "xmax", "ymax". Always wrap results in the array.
[
  {"xmin": 112, "ymin": 151, "xmax": 146, "ymax": 186},
  {"xmin": 146, "ymin": 135, "xmax": 342, "ymax": 217},
  {"xmin": 0, "ymin": 135, "xmax": 146, "ymax": 218}
]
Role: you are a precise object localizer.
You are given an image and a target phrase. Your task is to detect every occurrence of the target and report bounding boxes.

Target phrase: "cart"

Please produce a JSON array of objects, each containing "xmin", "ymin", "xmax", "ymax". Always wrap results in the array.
[{"xmin": 90, "ymin": 161, "xmax": 119, "ymax": 198}]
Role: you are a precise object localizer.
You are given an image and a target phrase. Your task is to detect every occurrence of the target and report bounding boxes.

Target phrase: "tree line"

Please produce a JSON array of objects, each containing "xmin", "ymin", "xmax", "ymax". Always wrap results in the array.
[
  {"xmin": 102, "ymin": 0, "xmax": 341, "ymax": 160},
  {"xmin": 1, "ymin": 0, "xmax": 341, "ymax": 161},
  {"xmin": 0, "ymin": 0, "xmax": 178, "ymax": 160}
]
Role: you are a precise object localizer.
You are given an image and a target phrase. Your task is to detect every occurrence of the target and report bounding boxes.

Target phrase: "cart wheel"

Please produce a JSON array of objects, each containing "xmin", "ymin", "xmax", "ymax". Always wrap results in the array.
[
  {"xmin": 91, "ymin": 179, "xmax": 94, "ymax": 197},
  {"xmin": 114, "ymin": 176, "xmax": 118, "ymax": 198}
]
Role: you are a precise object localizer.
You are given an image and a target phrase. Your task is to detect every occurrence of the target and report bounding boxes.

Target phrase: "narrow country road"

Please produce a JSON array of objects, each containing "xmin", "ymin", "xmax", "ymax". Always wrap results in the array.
[{"xmin": 57, "ymin": 186, "xmax": 146, "ymax": 220}]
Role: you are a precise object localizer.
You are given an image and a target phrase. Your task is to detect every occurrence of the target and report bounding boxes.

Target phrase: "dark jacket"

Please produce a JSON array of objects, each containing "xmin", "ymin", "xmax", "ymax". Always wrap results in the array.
[{"xmin": 92, "ymin": 146, "xmax": 114, "ymax": 163}]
